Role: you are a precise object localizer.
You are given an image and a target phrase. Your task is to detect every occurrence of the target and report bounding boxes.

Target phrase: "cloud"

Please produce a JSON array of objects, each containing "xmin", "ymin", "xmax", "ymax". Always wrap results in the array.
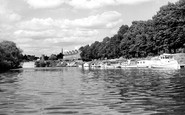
[
  {"xmin": 15, "ymin": 11, "xmax": 122, "ymax": 41},
  {"xmin": 25, "ymin": 0, "xmax": 178, "ymax": 10},
  {"xmin": 17, "ymin": 11, "xmax": 122, "ymax": 30},
  {"xmin": 155, "ymin": 0, "xmax": 179, "ymax": 5},
  {"xmin": 25, "ymin": 0, "xmax": 65, "ymax": 9},
  {"xmin": 14, "ymin": 29, "xmax": 56, "ymax": 38},
  {"xmin": 68, "ymin": 0, "xmax": 154, "ymax": 9},
  {"xmin": 25, "ymin": 0, "xmax": 154, "ymax": 9},
  {"xmin": 17, "ymin": 18, "xmax": 56, "ymax": 30},
  {"xmin": 68, "ymin": 0, "xmax": 115, "ymax": 9},
  {"xmin": 66, "ymin": 11, "xmax": 122, "ymax": 29},
  {"xmin": 0, "ymin": 1, "xmax": 21, "ymax": 23},
  {"xmin": 14, "ymin": 29, "xmax": 99, "ymax": 39},
  {"xmin": 116, "ymin": 0, "xmax": 153, "ymax": 5},
  {"xmin": 14, "ymin": 11, "xmax": 122, "ymax": 55}
]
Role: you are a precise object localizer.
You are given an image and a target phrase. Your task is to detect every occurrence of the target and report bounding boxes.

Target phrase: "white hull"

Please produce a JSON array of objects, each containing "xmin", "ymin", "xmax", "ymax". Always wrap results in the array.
[
  {"xmin": 121, "ymin": 65, "xmax": 137, "ymax": 68},
  {"xmin": 151, "ymin": 61, "xmax": 180, "ymax": 69}
]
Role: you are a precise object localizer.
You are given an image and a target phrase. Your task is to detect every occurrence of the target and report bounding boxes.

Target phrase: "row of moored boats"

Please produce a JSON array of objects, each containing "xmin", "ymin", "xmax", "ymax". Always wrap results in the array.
[{"xmin": 81, "ymin": 53, "xmax": 185, "ymax": 70}]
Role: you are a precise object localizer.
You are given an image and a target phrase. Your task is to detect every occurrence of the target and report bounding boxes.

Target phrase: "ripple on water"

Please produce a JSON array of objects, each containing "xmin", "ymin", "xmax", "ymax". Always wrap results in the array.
[{"xmin": 0, "ymin": 68, "xmax": 185, "ymax": 115}]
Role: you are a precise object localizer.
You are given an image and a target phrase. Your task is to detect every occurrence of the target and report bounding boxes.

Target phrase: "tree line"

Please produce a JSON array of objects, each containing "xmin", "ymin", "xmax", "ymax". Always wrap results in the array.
[{"xmin": 80, "ymin": 0, "xmax": 185, "ymax": 61}]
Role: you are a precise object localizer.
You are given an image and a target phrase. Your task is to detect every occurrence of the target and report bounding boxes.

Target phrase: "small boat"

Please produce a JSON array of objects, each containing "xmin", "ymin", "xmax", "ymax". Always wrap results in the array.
[
  {"xmin": 121, "ymin": 60, "xmax": 137, "ymax": 68},
  {"xmin": 137, "ymin": 60, "xmax": 152, "ymax": 68},
  {"xmin": 90, "ymin": 61, "xmax": 102, "ymax": 68},
  {"xmin": 101, "ymin": 60, "xmax": 121, "ymax": 69},
  {"xmin": 83, "ymin": 62, "xmax": 90, "ymax": 67}
]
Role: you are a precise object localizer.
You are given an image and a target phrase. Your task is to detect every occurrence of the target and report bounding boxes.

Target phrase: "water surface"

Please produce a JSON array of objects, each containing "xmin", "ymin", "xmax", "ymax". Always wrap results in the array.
[{"xmin": 0, "ymin": 67, "xmax": 185, "ymax": 115}]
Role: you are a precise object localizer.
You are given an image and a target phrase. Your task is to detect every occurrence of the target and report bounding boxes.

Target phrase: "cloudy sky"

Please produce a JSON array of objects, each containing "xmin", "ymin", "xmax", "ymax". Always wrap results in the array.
[{"xmin": 0, "ymin": 0, "xmax": 179, "ymax": 56}]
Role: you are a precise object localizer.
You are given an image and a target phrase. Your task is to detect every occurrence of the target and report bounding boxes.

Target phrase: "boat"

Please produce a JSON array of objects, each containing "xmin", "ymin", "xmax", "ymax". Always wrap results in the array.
[
  {"xmin": 90, "ymin": 61, "xmax": 102, "ymax": 68},
  {"xmin": 137, "ymin": 60, "xmax": 152, "ymax": 68},
  {"xmin": 83, "ymin": 62, "xmax": 90, "ymax": 67},
  {"xmin": 90, "ymin": 60, "xmax": 121, "ymax": 69},
  {"xmin": 102, "ymin": 61, "xmax": 121, "ymax": 69},
  {"xmin": 150, "ymin": 54, "xmax": 180, "ymax": 69},
  {"xmin": 121, "ymin": 59, "xmax": 137, "ymax": 68}
]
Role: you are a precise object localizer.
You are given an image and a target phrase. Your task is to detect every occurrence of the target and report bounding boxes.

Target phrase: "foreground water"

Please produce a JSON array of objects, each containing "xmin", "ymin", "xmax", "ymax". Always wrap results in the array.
[{"xmin": 0, "ymin": 67, "xmax": 185, "ymax": 115}]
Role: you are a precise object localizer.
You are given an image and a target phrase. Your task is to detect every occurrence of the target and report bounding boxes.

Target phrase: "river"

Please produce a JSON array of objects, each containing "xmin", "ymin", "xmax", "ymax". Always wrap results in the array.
[{"xmin": 0, "ymin": 67, "xmax": 185, "ymax": 115}]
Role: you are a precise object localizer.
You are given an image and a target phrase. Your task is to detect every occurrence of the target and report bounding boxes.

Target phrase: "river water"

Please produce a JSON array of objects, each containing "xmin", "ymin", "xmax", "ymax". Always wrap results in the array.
[{"xmin": 0, "ymin": 67, "xmax": 185, "ymax": 115}]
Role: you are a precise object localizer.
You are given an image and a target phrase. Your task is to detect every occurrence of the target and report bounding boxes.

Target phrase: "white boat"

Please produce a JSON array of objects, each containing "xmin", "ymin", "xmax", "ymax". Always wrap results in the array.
[
  {"xmin": 78, "ymin": 64, "xmax": 83, "ymax": 68},
  {"xmin": 120, "ymin": 54, "xmax": 181, "ymax": 69},
  {"xmin": 137, "ymin": 60, "xmax": 152, "ymax": 68},
  {"xmin": 90, "ymin": 61, "xmax": 101, "ymax": 68},
  {"xmin": 101, "ymin": 61, "xmax": 121, "ymax": 69},
  {"xmin": 121, "ymin": 60, "xmax": 137, "ymax": 68},
  {"xmin": 150, "ymin": 54, "xmax": 180, "ymax": 69},
  {"xmin": 83, "ymin": 62, "xmax": 90, "ymax": 67},
  {"xmin": 90, "ymin": 60, "xmax": 121, "ymax": 69}
]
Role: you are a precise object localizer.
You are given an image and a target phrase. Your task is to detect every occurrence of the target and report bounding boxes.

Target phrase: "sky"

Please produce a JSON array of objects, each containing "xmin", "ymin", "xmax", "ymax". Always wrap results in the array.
[{"xmin": 0, "ymin": 0, "xmax": 179, "ymax": 56}]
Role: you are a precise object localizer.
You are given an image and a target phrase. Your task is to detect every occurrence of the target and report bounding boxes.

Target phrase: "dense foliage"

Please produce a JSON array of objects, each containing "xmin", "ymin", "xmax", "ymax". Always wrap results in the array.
[
  {"xmin": 0, "ymin": 41, "xmax": 23, "ymax": 72},
  {"xmin": 21, "ymin": 54, "xmax": 39, "ymax": 61},
  {"xmin": 80, "ymin": 0, "xmax": 185, "ymax": 61},
  {"xmin": 35, "ymin": 53, "xmax": 64, "ymax": 67}
]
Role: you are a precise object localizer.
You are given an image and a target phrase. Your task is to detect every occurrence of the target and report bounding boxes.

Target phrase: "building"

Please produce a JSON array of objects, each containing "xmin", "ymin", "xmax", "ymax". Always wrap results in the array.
[{"xmin": 63, "ymin": 49, "xmax": 81, "ymax": 60}]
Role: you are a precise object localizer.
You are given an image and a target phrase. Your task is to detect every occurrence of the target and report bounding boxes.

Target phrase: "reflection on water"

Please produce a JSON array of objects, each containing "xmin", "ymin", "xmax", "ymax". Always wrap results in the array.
[{"xmin": 0, "ymin": 67, "xmax": 185, "ymax": 115}]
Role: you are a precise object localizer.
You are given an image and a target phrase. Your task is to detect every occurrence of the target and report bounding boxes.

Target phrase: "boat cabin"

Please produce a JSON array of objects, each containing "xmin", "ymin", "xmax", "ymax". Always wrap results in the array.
[
  {"xmin": 137, "ymin": 60, "xmax": 151, "ymax": 68},
  {"xmin": 159, "ymin": 54, "xmax": 174, "ymax": 60}
]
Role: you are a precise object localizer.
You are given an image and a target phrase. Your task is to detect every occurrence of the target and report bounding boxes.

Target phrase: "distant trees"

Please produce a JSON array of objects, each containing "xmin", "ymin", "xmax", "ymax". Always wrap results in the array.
[
  {"xmin": 48, "ymin": 54, "xmax": 57, "ymax": 60},
  {"xmin": 48, "ymin": 53, "xmax": 63, "ymax": 60},
  {"xmin": 22, "ymin": 54, "xmax": 39, "ymax": 61},
  {"xmin": 0, "ymin": 41, "xmax": 23, "ymax": 71},
  {"xmin": 80, "ymin": 0, "xmax": 185, "ymax": 61},
  {"xmin": 56, "ymin": 53, "xmax": 63, "ymax": 59},
  {"xmin": 35, "ymin": 52, "xmax": 63, "ymax": 67}
]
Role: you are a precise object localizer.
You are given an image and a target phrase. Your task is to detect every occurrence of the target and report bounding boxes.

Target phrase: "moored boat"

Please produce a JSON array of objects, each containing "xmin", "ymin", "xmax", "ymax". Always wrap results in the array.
[
  {"xmin": 83, "ymin": 62, "xmax": 90, "ymax": 67},
  {"xmin": 121, "ymin": 59, "xmax": 137, "ymax": 68},
  {"xmin": 102, "ymin": 61, "xmax": 121, "ymax": 69},
  {"xmin": 137, "ymin": 60, "xmax": 152, "ymax": 68},
  {"xmin": 150, "ymin": 54, "xmax": 180, "ymax": 69}
]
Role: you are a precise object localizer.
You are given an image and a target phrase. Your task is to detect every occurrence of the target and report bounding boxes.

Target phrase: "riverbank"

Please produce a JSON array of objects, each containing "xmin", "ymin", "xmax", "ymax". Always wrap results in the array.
[
  {"xmin": 33, "ymin": 60, "xmax": 83, "ymax": 68},
  {"xmin": 0, "ymin": 62, "xmax": 22, "ymax": 73}
]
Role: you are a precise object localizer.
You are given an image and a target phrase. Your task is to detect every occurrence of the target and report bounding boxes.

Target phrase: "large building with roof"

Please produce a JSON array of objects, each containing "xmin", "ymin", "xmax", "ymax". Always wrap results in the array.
[{"xmin": 63, "ymin": 49, "xmax": 81, "ymax": 60}]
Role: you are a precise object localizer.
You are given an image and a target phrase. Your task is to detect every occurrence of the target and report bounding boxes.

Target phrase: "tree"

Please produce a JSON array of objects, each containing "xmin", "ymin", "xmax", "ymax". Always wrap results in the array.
[
  {"xmin": 0, "ymin": 41, "xmax": 23, "ymax": 71},
  {"xmin": 80, "ymin": 45, "xmax": 92, "ymax": 61},
  {"xmin": 49, "ymin": 54, "xmax": 57, "ymax": 60},
  {"xmin": 153, "ymin": 1, "xmax": 185, "ymax": 53},
  {"xmin": 56, "ymin": 53, "xmax": 63, "ymax": 59}
]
